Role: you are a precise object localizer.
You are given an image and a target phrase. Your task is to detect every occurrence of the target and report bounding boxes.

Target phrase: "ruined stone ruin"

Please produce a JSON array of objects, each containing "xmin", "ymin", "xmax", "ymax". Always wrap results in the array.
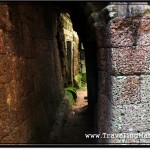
[{"xmin": 0, "ymin": 2, "xmax": 150, "ymax": 144}]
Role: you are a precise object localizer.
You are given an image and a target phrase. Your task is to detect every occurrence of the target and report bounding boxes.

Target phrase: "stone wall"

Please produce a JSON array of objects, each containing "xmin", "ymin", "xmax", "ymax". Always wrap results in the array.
[
  {"xmin": 60, "ymin": 13, "xmax": 80, "ymax": 86},
  {"xmin": 56, "ymin": 13, "xmax": 68, "ymax": 87},
  {"xmin": 0, "ymin": 3, "xmax": 64, "ymax": 143},
  {"xmin": 96, "ymin": 2, "xmax": 150, "ymax": 144},
  {"xmin": 1, "ymin": 2, "xmax": 150, "ymax": 144},
  {"xmin": 73, "ymin": 31, "xmax": 79, "ymax": 77}
]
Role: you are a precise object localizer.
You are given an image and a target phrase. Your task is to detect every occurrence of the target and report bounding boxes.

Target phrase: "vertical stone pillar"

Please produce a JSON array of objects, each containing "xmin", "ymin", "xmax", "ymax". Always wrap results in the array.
[
  {"xmin": 66, "ymin": 40, "xmax": 73, "ymax": 85},
  {"xmin": 97, "ymin": 2, "xmax": 150, "ymax": 144}
]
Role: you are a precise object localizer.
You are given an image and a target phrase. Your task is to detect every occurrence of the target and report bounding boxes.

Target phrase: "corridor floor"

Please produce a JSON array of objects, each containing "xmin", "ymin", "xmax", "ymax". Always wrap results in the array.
[{"xmin": 60, "ymin": 89, "xmax": 92, "ymax": 144}]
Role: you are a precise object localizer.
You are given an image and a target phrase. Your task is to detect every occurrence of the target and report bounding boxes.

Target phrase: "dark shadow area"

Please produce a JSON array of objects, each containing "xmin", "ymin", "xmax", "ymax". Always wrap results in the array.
[
  {"xmin": 0, "ymin": 1, "xmax": 109, "ymax": 144},
  {"xmin": 53, "ymin": 2, "xmax": 108, "ymax": 144},
  {"xmin": 60, "ymin": 90, "xmax": 93, "ymax": 144}
]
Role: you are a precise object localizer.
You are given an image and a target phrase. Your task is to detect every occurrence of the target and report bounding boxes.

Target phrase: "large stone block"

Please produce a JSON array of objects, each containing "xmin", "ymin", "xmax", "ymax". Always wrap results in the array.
[
  {"xmin": 0, "ymin": 55, "xmax": 16, "ymax": 83},
  {"xmin": 0, "ymin": 84, "xmax": 7, "ymax": 113},
  {"xmin": 13, "ymin": 58, "xmax": 38, "ymax": 81},
  {"xmin": 18, "ymin": 5, "xmax": 37, "ymax": 21},
  {"xmin": 110, "ymin": 46, "xmax": 150, "ymax": 74},
  {"xmin": 98, "ymin": 94, "xmax": 109, "ymax": 118},
  {"xmin": 122, "ymin": 123, "xmax": 150, "ymax": 133},
  {"xmin": 107, "ymin": 18, "xmax": 138, "ymax": 47},
  {"xmin": 0, "ymin": 29, "xmax": 4, "ymax": 54},
  {"xmin": 140, "ymin": 75, "xmax": 150, "ymax": 103},
  {"xmin": 0, "ymin": 5, "xmax": 12, "ymax": 31},
  {"xmin": 98, "ymin": 71, "xmax": 108, "ymax": 93},
  {"xmin": 0, "ymin": 119, "xmax": 32, "ymax": 143},
  {"xmin": 110, "ymin": 105, "xmax": 124, "ymax": 133},
  {"xmin": 137, "ymin": 18, "xmax": 150, "ymax": 46},
  {"xmin": 111, "ymin": 103, "xmax": 150, "ymax": 133},
  {"xmin": 112, "ymin": 75, "xmax": 150, "ymax": 104},
  {"xmin": 122, "ymin": 103, "xmax": 150, "ymax": 124},
  {"xmin": 0, "ymin": 31, "xmax": 16, "ymax": 55},
  {"xmin": 0, "ymin": 107, "xmax": 31, "ymax": 141},
  {"xmin": 108, "ymin": 3, "xmax": 149, "ymax": 18},
  {"xmin": 97, "ymin": 48, "xmax": 108, "ymax": 71},
  {"xmin": 96, "ymin": 18, "xmax": 150, "ymax": 48},
  {"xmin": 111, "ymin": 76, "xmax": 140, "ymax": 105}
]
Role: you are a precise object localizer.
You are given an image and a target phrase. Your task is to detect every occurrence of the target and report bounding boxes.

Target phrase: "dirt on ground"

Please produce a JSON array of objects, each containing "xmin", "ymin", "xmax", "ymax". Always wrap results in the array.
[{"xmin": 60, "ymin": 89, "xmax": 92, "ymax": 144}]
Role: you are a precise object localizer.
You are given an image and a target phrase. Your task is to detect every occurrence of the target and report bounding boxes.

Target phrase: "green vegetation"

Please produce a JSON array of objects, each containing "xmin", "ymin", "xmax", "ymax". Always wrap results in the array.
[
  {"xmin": 64, "ymin": 73, "xmax": 87, "ymax": 106},
  {"xmin": 65, "ymin": 87, "xmax": 77, "ymax": 106},
  {"xmin": 74, "ymin": 73, "xmax": 87, "ymax": 89},
  {"xmin": 82, "ymin": 73, "xmax": 87, "ymax": 83},
  {"xmin": 74, "ymin": 74, "xmax": 82, "ymax": 88}
]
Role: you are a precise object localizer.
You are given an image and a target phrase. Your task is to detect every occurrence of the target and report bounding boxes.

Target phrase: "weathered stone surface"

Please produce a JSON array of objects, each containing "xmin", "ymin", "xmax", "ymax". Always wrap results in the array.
[
  {"xmin": 110, "ymin": 104, "xmax": 124, "ymax": 133},
  {"xmin": 111, "ymin": 76, "xmax": 140, "ymax": 105},
  {"xmin": 96, "ymin": 18, "xmax": 150, "ymax": 48},
  {"xmin": 111, "ymin": 102, "xmax": 150, "ymax": 133},
  {"xmin": 108, "ymin": 18, "xmax": 139, "ymax": 47},
  {"xmin": 111, "ymin": 75, "xmax": 150, "ymax": 105},
  {"xmin": 0, "ymin": 5, "xmax": 12, "ymax": 31},
  {"xmin": 140, "ymin": 75, "xmax": 150, "ymax": 103},
  {"xmin": 0, "ymin": 109, "xmax": 30, "ymax": 141},
  {"xmin": 98, "ymin": 71, "xmax": 108, "ymax": 92},
  {"xmin": 1, "ymin": 2, "xmax": 150, "ymax": 144},
  {"xmin": 0, "ymin": 4, "xmax": 64, "ymax": 143},
  {"xmin": 137, "ymin": 18, "xmax": 150, "ymax": 46},
  {"xmin": 96, "ymin": 3, "xmax": 150, "ymax": 144},
  {"xmin": 110, "ymin": 46, "xmax": 150, "ymax": 74},
  {"xmin": 139, "ymin": 133, "xmax": 150, "ymax": 143},
  {"xmin": 98, "ymin": 48, "xmax": 107, "ymax": 59},
  {"xmin": 49, "ymin": 95, "xmax": 71, "ymax": 143},
  {"xmin": 97, "ymin": 92, "xmax": 113, "ymax": 137},
  {"xmin": 0, "ymin": 29, "xmax": 4, "ymax": 54},
  {"xmin": 1, "ymin": 119, "xmax": 32, "ymax": 143},
  {"xmin": 111, "ymin": 75, "xmax": 150, "ymax": 138},
  {"xmin": 122, "ymin": 137, "xmax": 140, "ymax": 144},
  {"xmin": 73, "ymin": 37, "xmax": 79, "ymax": 76},
  {"xmin": 98, "ymin": 94, "xmax": 109, "ymax": 118},
  {"xmin": 122, "ymin": 104, "xmax": 149, "ymax": 124},
  {"xmin": 0, "ymin": 55, "xmax": 16, "ymax": 84},
  {"xmin": 122, "ymin": 123, "xmax": 150, "ymax": 133},
  {"xmin": 107, "ymin": 3, "xmax": 149, "ymax": 18}
]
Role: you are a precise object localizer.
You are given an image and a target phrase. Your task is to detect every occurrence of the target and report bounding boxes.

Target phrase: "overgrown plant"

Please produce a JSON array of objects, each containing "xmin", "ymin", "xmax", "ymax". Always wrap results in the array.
[{"xmin": 64, "ymin": 87, "xmax": 77, "ymax": 106}]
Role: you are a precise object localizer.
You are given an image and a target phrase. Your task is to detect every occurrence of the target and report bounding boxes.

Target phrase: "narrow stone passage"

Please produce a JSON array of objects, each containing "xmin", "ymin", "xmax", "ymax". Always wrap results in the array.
[{"xmin": 60, "ymin": 89, "xmax": 91, "ymax": 144}]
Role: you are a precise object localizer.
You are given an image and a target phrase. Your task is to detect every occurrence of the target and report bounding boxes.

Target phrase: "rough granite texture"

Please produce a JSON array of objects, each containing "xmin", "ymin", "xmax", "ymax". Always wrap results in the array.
[
  {"xmin": 0, "ymin": 4, "xmax": 64, "ymax": 143},
  {"xmin": 96, "ymin": 18, "xmax": 150, "ymax": 48},
  {"xmin": 0, "ymin": 2, "xmax": 150, "ymax": 144},
  {"xmin": 97, "ymin": 3, "xmax": 150, "ymax": 144},
  {"xmin": 110, "ymin": 46, "xmax": 150, "ymax": 75}
]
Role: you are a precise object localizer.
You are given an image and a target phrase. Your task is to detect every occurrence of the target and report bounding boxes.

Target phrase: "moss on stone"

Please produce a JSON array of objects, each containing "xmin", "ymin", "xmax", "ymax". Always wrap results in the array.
[{"xmin": 74, "ymin": 74, "xmax": 82, "ymax": 88}]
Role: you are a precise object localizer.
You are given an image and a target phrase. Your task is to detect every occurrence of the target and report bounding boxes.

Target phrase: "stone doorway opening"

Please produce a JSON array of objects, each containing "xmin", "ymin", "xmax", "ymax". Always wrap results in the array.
[{"xmin": 57, "ymin": 11, "xmax": 90, "ymax": 144}]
